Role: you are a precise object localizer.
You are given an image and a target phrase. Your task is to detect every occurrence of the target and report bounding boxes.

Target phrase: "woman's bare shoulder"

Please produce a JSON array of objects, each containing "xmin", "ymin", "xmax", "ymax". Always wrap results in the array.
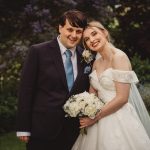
[{"xmin": 112, "ymin": 49, "xmax": 132, "ymax": 70}]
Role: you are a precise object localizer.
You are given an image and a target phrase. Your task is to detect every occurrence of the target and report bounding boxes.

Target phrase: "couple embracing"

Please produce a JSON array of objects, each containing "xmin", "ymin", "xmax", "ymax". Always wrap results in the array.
[{"xmin": 16, "ymin": 10, "xmax": 150, "ymax": 150}]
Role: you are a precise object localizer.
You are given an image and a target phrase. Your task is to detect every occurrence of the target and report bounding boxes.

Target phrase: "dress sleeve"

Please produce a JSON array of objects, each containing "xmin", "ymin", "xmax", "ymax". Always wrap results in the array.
[{"xmin": 112, "ymin": 69, "xmax": 139, "ymax": 83}]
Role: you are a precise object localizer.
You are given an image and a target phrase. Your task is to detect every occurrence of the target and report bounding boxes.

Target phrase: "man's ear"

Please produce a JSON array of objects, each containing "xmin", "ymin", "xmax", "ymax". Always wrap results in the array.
[{"xmin": 58, "ymin": 25, "xmax": 62, "ymax": 33}]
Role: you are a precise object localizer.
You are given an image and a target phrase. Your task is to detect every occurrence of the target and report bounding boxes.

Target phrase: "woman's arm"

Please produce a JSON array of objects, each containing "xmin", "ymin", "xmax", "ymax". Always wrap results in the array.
[
  {"xmin": 96, "ymin": 82, "xmax": 130, "ymax": 119},
  {"xmin": 89, "ymin": 85, "xmax": 97, "ymax": 95},
  {"xmin": 80, "ymin": 81, "xmax": 130, "ymax": 128}
]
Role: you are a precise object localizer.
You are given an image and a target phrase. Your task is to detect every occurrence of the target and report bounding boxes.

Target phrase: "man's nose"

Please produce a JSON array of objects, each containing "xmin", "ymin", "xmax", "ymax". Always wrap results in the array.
[{"xmin": 71, "ymin": 31, "xmax": 77, "ymax": 38}]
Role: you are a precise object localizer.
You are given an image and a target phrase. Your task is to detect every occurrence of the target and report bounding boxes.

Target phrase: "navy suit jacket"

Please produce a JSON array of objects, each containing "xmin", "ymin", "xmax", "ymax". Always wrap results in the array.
[{"xmin": 16, "ymin": 38, "xmax": 92, "ymax": 141}]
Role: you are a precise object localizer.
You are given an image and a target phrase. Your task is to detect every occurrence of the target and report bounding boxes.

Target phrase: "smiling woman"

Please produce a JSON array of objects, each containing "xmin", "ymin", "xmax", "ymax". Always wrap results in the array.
[
  {"xmin": 83, "ymin": 22, "xmax": 111, "ymax": 53},
  {"xmin": 72, "ymin": 21, "xmax": 150, "ymax": 150}
]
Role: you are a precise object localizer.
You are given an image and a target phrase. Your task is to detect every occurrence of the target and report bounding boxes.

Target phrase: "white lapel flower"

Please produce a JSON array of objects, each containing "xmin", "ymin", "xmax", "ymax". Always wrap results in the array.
[{"xmin": 82, "ymin": 49, "xmax": 94, "ymax": 64}]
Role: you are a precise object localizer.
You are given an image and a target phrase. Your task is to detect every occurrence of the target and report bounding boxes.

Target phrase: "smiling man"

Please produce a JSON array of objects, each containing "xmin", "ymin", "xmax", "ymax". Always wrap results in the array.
[
  {"xmin": 16, "ymin": 10, "xmax": 91, "ymax": 150},
  {"xmin": 59, "ymin": 19, "xmax": 83, "ymax": 48}
]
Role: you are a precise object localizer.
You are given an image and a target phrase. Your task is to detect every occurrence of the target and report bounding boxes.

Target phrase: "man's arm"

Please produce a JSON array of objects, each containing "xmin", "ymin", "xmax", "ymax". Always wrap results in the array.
[{"xmin": 16, "ymin": 46, "xmax": 38, "ymax": 139}]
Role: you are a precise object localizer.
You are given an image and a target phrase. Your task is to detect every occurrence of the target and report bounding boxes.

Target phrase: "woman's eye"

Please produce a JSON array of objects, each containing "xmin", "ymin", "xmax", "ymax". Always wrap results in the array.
[
  {"xmin": 92, "ymin": 31, "xmax": 97, "ymax": 36},
  {"xmin": 84, "ymin": 38, "xmax": 89, "ymax": 42}
]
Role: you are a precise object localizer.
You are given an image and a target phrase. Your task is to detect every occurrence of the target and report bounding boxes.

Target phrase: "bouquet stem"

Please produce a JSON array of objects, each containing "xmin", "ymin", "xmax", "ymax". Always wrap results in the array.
[{"xmin": 80, "ymin": 127, "xmax": 87, "ymax": 135}]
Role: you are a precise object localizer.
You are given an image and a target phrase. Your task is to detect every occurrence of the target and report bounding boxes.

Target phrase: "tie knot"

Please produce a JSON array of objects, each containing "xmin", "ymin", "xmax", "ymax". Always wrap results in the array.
[{"xmin": 65, "ymin": 50, "xmax": 72, "ymax": 58}]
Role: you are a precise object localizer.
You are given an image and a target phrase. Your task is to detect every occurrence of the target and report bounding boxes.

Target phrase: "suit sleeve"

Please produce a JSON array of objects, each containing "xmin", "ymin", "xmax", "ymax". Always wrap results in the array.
[{"xmin": 16, "ymin": 46, "xmax": 38, "ymax": 132}]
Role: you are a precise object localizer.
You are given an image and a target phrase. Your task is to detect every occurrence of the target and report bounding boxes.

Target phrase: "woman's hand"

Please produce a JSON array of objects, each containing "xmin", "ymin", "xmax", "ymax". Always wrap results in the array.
[{"xmin": 79, "ymin": 117, "xmax": 97, "ymax": 128}]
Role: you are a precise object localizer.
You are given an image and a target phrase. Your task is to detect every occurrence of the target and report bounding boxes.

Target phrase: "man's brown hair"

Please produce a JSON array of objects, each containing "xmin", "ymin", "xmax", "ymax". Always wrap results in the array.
[{"xmin": 59, "ymin": 10, "xmax": 87, "ymax": 29}]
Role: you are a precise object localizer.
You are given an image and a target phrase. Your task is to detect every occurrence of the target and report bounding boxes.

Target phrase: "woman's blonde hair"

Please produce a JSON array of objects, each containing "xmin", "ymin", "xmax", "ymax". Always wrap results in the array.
[{"xmin": 88, "ymin": 21, "xmax": 111, "ymax": 42}]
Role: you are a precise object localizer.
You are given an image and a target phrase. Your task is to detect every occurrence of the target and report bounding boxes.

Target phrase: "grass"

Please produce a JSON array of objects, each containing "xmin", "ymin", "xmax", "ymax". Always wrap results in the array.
[{"xmin": 0, "ymin": 132, "xmax": 26, "ymax": 150}]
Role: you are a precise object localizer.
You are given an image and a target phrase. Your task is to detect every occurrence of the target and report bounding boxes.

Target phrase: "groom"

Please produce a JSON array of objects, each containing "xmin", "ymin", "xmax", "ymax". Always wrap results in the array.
[{"xmin": 16, "ymin": 10, "xmax": 92, "ymax": 150}]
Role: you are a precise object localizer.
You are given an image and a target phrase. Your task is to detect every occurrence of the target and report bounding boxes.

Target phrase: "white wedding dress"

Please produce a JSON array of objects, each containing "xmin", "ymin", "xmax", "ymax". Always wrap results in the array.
[{"xmin": 72, "ymin": 68, "xmax": 150, "ymax": 150}]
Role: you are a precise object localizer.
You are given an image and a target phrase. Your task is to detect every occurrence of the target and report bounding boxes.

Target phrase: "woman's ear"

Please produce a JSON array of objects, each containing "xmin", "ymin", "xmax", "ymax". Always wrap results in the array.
[{"xmin": 102, "ymin": 29, "xmax": 109, "ymax": 40}]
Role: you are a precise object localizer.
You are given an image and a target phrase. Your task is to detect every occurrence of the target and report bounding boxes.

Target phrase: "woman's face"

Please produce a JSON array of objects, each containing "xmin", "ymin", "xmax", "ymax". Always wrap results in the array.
[{"xmin": 83, "ymin": 27, "xmax": 107, "ymax": 52}]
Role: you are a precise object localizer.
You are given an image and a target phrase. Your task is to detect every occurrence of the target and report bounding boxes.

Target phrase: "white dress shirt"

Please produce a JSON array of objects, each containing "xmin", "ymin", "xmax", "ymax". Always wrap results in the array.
[{"xmin": 57, "ymin": 36, "xmax": 78, "ymax": 80}]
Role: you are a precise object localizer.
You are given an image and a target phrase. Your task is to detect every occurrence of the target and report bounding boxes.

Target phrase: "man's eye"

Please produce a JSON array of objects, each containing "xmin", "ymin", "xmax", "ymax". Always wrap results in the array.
[
  {"xmin": 67, "ymin": 28, "xmax": 73, "ymax": 32},
  {"xmin": 76, "ymin": 30, "xmax": 82, "ymax": 34}
]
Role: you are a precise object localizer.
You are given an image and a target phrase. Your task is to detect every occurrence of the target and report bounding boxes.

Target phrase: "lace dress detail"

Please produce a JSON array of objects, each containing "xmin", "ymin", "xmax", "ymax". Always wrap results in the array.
[
  {"xmin": 72, "ymin": 68, "xmax": 150, "ymax": 150},
  {"xmin": 112, "ymin": 69, "xmax": 139, "ymax": 83}
]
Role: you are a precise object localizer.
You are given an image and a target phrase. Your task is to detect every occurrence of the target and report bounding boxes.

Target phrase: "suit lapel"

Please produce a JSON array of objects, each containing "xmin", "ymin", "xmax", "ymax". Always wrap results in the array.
[
  {"xmin": 50, "ymin": 39, "xmax": 68, "ymax": 91},
  {"xmin": 50, "ymin": 39, "xmax": 85, "ymax": 93}
]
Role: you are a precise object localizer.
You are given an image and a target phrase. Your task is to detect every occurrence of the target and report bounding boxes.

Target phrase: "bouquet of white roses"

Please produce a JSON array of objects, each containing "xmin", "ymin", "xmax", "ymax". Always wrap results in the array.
[
  {"xmin": 64, "ymin": 91, "xmax": 104, "ymax": 119},
  {"xmin": 63, "ymin": 91, "xmax": 104, "ymax": 134}
]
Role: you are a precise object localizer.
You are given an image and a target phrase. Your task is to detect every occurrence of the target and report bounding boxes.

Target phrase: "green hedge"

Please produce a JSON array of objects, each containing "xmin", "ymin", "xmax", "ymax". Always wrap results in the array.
[
  {"xmin": 0, "ymin": 95, "xmax": 17, "ymax": 134},
  {"xmin": 0, "ymin": 132, "xmax": 25, "ymax": 150},
  {"xmin": 131, "ymin": 53, "xmax": 150, "ymax": 83}
]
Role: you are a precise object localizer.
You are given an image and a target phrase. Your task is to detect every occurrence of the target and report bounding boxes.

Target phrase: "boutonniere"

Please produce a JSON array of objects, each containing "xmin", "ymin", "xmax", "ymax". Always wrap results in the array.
[
  {"xmin": 84, "ymin": 65, "xmax": 92, "ymax": 74},
  {"xmin": 82, "ymin": 49, "xmax": 94, "ymax": 64}
]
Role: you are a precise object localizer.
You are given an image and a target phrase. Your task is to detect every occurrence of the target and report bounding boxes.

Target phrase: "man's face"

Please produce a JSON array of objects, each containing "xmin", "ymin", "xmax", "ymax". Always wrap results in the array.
[{"xmin": 59, "ymin": 19, "xmax": 83, "ymax": 49}]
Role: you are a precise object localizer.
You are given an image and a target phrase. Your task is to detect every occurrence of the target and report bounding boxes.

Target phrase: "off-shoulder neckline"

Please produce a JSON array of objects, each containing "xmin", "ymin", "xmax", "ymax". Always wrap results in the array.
[{"xmin": 92, "ymin": 68, "xmax": 134, "ymax": 78}]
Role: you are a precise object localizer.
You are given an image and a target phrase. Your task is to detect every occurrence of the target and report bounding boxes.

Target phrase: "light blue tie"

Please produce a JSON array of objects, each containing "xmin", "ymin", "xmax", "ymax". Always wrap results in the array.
[{"xmin": 64, "ymin": 50, "xmax": 74, "ymax": 91}]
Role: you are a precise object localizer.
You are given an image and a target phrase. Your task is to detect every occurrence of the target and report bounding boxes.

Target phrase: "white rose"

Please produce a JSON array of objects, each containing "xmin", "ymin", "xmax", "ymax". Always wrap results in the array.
[
  {"xmin": 69, "ymin": 102, "xmax": 80, "ymax": 117},
  {"xmin": 84, "ymin": 105, "xmax": 97, "ymax": 118}
]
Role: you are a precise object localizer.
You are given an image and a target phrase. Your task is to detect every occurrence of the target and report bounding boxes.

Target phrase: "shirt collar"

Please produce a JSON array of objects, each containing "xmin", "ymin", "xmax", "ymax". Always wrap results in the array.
[{"xmin": 57, "ymin": 36, "xmax": 76, "ymax": 57}]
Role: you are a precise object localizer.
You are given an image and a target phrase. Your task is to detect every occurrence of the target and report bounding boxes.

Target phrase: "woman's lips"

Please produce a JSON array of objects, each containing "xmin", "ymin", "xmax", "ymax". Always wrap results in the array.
[{"xmin": 92, "ymin": 40, "xmax": 100, "ymax": 48}]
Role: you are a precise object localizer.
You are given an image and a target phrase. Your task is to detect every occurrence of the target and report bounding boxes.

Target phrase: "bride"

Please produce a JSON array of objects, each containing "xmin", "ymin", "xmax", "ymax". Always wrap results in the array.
[{"xmin": 72, "ymin": 21, "xmax": 150, "ymax": 150}]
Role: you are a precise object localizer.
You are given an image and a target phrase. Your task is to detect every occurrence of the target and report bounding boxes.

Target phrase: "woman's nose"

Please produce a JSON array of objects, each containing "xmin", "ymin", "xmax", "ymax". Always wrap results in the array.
[{"xmin": 89, "ymin": 36, "xmax": 94, "ymax": 42}]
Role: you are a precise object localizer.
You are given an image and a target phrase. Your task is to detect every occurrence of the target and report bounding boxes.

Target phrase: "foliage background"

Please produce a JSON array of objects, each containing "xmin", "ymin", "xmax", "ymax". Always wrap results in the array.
[{"xmin": 0, "ymin": 0, "xmax": 150, "ymax": 133}]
